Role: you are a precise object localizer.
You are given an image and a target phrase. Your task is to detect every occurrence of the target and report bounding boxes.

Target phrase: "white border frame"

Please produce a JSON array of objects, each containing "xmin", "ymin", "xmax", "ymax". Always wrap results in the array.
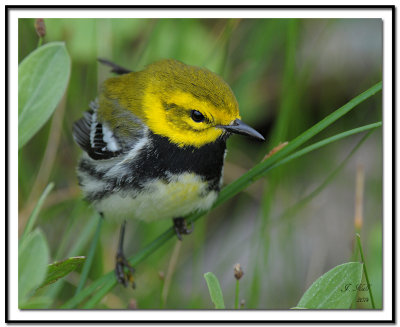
[{"xmin": 6, "ymin": 6, "xmax": 394, "ymax": 323}]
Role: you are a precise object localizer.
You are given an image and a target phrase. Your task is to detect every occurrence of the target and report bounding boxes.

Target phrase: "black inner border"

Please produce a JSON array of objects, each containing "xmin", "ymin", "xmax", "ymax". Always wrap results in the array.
[{"xmin": 6, "ymin": 5, "xmax": 396, "ymax": 324}]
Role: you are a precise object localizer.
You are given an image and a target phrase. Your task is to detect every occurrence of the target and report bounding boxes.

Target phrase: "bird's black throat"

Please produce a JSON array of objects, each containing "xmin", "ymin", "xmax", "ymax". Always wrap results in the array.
[{"xmin": 135, "ymin": 132, "xmax": 227, "ymax": 191}]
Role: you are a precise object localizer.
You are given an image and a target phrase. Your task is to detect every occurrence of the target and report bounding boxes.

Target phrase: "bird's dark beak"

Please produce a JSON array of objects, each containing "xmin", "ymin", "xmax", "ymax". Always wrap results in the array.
[{"xmin": 219, "ymin": 119, "xmax": 265, "ymax": 141}]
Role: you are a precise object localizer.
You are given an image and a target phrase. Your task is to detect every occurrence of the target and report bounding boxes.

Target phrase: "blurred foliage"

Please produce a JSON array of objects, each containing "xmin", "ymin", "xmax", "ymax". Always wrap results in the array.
[{"xmin": 18, "ymin": 18, "xmax": 382, "ymax": 309}]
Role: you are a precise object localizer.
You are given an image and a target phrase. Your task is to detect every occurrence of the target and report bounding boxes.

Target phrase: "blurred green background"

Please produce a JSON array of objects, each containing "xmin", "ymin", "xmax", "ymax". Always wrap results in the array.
[{"xmin": 18, "ymin": 18, "xmax": 382, "ymax": 309}]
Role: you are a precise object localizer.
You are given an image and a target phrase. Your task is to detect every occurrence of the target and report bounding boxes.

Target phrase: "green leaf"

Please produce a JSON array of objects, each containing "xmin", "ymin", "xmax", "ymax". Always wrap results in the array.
[
  {"xmin": 297, "ymin": 262, "xmax": 363, "ymax": 309},
  {"xmin": 18, "ymin": 229, "xmax": 50, "ymax": 306},
  {"xmin": 40, "ymin": 256, "xmax": 86, "ymax": 288},
  {"xmin": 204, "ymin": 272, "xmax": 225, "ymax": 309},
  {"xmin": 18, "ymin": 42, "xmax": 71, "ymax": 149}
]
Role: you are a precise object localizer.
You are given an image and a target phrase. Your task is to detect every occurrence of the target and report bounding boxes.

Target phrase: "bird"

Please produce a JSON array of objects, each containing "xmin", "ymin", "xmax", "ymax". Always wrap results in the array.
[{"xmin": 73, "ymin": 58, "xmax": 265, "ymax": 287}]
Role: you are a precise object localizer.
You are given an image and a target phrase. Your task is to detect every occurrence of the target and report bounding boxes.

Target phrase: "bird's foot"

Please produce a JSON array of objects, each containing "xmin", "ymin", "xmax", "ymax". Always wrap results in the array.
[
  {"xmin": 115, "ymin": 220, "xmax": 135, "ymax": 288},
  {"xmin": 115, "ymin": 251, "xmax": 135, "ymax": 288},
  {"xmin": 173, "ymin": 217, "xmax": 193, "ymax": 241}
]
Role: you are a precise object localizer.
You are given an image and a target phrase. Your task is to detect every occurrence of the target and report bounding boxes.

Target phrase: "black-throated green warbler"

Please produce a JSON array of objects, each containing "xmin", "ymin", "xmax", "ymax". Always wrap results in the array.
[{"xmin": 73, "ymin": 59, "xmax": 264, "ymax": 287}]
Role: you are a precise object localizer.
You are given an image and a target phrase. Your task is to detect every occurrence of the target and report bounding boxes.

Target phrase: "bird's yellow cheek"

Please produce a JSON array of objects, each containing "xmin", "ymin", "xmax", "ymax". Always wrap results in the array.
[{"xmin": 142, "ymin": 90, "xmax": 224, "ymax": 148}]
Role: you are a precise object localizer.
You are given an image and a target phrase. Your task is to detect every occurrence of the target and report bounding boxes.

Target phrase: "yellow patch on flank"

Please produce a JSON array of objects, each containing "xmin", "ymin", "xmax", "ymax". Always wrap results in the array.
[
  {"xmin": 142, "ymin": 88, "xmax": 240, "ymax": 148},
  {"xmin": 94, "ymin": 173, "xmax": 218, "ymax": 221}
]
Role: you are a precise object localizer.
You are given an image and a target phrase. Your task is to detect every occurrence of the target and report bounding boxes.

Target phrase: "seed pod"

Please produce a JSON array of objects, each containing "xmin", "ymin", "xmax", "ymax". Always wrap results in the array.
[
  {"xmin": 234, "ymin": 263, "xmax": 244, "ymax": 280},
  {"xmin": 35, "ymin": 18, "xmax": 46, "ymax": 38},
  {"xmin": 128, "ymin": 299, "xmax": 137, "ymax": 309}
]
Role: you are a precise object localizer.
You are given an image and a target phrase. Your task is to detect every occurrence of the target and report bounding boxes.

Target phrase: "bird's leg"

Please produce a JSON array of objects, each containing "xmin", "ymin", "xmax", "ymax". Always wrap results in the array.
[
  {"xmin": 115, "ymin": 220, "xmax": 135, "ymax": 288},
  {"xmin": 173, "ymin": 217, "xmax": 193, "ymax": 241}
]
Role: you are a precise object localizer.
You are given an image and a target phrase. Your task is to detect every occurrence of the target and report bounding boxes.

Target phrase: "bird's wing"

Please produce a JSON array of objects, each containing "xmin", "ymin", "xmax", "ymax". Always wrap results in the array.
[
  {"xmin": 97, "ymin": 58, "xmax": 132, "ymax": 75},
  {"xmin": 73, "ymin": 106, "xmax": 123, "ymax": 160}
]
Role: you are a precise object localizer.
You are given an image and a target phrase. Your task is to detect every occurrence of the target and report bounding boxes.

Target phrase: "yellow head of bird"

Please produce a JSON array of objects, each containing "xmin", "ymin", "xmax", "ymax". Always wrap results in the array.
[{"xmin": 101, "ymin": 59, "xmax": 264, "ymax": 147}]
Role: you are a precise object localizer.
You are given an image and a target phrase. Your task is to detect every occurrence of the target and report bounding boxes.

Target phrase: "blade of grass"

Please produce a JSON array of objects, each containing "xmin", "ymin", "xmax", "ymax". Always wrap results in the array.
[
  {"xmin": 161, "ymin": 240, "xmax": 182, "ymax": 308},
  {"xmin": 276, "ymin": 128, "xmax": 377, "ymax": 224},
  {"xmin": 249, "ymin": 19, "xmax": 300, "ymax": 308},
  {"xmin": 356, "ymin": 233, "xmax": 376, "ymax": 309},
  {"xmin": 25, "ymin": 95, "xmax": 66, "ymax": 212},
  {"xmin": 61, "ymin": 82, "xmax": 381, "ymax": 308},
  {"xmin": 20, "ymin": 182, "xmax": 54, "ymax": 242},
  {"xmin": 235, "ymin": 280, "xmax": 240, "ymax": 309},
  {"xmin": 269, "ymin": 122, "xmax": 381, "ymax": 170},
  {"xmin": 74, "ymin": 214, "xmax": 104, "ymax": 295}
]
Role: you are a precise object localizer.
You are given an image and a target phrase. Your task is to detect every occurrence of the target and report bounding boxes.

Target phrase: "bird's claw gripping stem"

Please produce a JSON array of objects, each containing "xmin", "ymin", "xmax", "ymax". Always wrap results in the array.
[
  {"xmin": 173, "ymin": 217, "xmax": 193, "ymax": 241},
  {"xmin": 115, "ymin": 220, "xmax": 135, "ymax": 288}
]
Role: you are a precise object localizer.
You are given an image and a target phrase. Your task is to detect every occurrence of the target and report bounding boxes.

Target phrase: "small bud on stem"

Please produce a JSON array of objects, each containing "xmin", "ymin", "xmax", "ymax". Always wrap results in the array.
[
  {"xmin": 158, "ymin": 271, "xmax": 165, "ymax": 281},
  {"xmin": 35, "ymin": 19, "xmax": 46, "ymax": 38},
  {"xmin": 234, "ymin": 263, "xmax": 244, "ymax": 280}
]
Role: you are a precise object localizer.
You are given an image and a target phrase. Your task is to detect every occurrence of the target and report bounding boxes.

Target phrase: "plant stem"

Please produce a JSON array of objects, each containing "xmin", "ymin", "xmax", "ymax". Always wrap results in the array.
[
  {"xmin": 75, "ymin": 214, "xmax": 104, "ymax": 296},
  {"xmin": 356, "ymin": 233, "xmax": 376, "ymax": 309},
  {"xmin": 235, "ymin": 280, "xmax": 240, "ymax": 309},
  {"xmin": 161, "ymin": 240, "xmax": 182, "ymax": 308},
  {"xmin": 269, "ymin": 122, "xmax": 381, "ymax": 170}
]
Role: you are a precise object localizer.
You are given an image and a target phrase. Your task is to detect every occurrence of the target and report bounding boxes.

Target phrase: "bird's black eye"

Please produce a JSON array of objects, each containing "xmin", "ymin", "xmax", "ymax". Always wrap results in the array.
[{"xmin": 190, "ymin": 110, "xmax": 205, "ymax": 123}]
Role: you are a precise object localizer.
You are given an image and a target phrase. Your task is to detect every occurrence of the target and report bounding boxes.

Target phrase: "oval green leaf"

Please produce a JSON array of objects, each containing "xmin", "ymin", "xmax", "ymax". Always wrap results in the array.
[
  {"xmin": 297, "ymin": 262, "xmax": 363, "ymax": 309},
  {"xmin": 40, "ymin": 256, "xmax": 86, "ymax": 288},
  {"xmin": 204, "ymin": 272, "xmax": 225, "ymax": 309},
  {"xmin": 18, "ymin": 42, "xmax": 71, "ymax": 149},
  {"xmin": 18, "ymin": 229, "xmax": 50, "ymax": 306}
]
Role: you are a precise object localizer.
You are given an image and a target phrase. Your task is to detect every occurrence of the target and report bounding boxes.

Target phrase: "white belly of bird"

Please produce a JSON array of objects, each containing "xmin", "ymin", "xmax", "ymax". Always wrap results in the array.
[{"xmin": 94, "ymin": 172, "xmax": 218, "ymax": 222}]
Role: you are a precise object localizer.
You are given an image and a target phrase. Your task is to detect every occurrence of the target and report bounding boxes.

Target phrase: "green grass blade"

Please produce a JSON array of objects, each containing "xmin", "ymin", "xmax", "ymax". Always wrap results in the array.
[
  {"xmin": 235, "ymin": 280, "xmax": 240, "ymax": 309},
  {"xmin": 356, "ymin": 233, "xmax": 376, "ymax": 309},
  {"xmin": 204, "ymin": 272, "xmax": 225, "ymax": 309},
  {"xmin": 270, "ymin": 122, "xmax": 381, "ymax": 170},
  {"xmin": 277, "ymin": 128, "xmax": 376, "ymax": 223},
  {"xmin": 21, "ymin": 182, "xmax": 54, "ymax": 243},
  {"xmin": 74, "ymin": 214, "xmax": 104, "ymax": 295}
]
